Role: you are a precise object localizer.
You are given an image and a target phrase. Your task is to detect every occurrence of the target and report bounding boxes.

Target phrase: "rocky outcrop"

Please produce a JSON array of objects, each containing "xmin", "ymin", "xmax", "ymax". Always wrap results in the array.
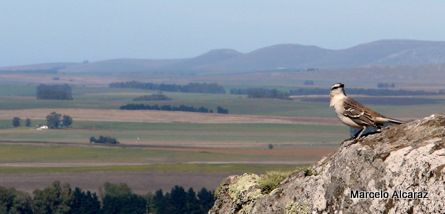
[{"xmin": 210, "ymin": 114, "xmax": 445, "ymax": 214}]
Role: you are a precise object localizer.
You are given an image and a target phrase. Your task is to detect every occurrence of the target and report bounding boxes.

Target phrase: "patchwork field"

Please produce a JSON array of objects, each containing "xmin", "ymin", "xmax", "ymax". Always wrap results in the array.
[
  {"xmin": 0, "ymin": 114, "xmax": 341, "ymax": 193},
  {"xmin": 0, "ymin": 83, "xmax": 443, "ymax": 118},
  {"xmin": 0, "ymin": 83, "xmax": 443, "ymax": 193},
  {"xmin": 0, "ymin": 109, "xmax": 339, "ymax": 124},
  {"xmin": 0, "ymin": 141, "xmax": 323, "ymax": 193}
]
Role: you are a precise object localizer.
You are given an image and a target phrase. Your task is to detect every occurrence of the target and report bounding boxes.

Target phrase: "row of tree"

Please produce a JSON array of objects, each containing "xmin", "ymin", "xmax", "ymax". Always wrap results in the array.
[
  {"xmin": 0, "ymin": 182, "xmax": 214, "ymax": 214},
  {"xmin": 90, "ymin": 136, "xmax": 119, "ymax": 145},
  {"xmin": 36, "ymin": 84, "xmax": 73, "ymax": 100},
  {"xmin": 46, "ymin": 112, "xmax": 73, "ymax": 129},
  {"xmin": 288, "ymin": 87, "xmax": 445, "ymax": 96},
  {"xmin": 151, "ymin": 186, "xmax": 214, "ymax": 214},
  {"xmin": 120, "ymin": 104, "xmax": 229, "ymax": 114},
  {"xmin": 11, "ymin": 117, "xmax": 32, "ymax": 127},
  {"xmin": 230, "ymin": 87, "xmax": 445, "ymax": 98},
  {"xmin": 230, "ymin": 88, "xmax": 290, "ymax": 100},
  {"xmin": 377, "ymin": 82, "xmax": 396, "ymax": 89},
  {"xmin": 133, "ymin": 94, "xmax": 172, "ymax": 101},
  {"xmin": 109, "ymin": 81, "xmax": 226, "ymax": 94},
  {"xmin": 11, "ymin": 113, "xmax": 73, "ymax": 129}
]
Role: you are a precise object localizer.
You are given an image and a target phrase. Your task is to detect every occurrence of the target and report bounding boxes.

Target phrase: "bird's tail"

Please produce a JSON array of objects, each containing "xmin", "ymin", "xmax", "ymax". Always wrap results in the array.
[
  {"xmin": 386, "ymin": 118, "xmax": 403, "ymax": 124},
  {"xmin": 376, "ymin": 116, "xmax": 404, "ymax": 124}
]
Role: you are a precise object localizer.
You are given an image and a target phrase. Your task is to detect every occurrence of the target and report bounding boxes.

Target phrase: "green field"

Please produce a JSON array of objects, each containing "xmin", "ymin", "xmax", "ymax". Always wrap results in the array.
[
  {"xmin": 0, "ymin": 83, "xmax": 342, "ymax": 118},
  {"xmin": 0, "ymin": 84, "xmax": 443, "ymax": 118},
  {"xmin": 0, "ymin": 121, "xmax": 347, "ymax": 145},
  {"xmin": 0, "ymin": 143, "xmax": 303, "ymax": 164},
  {"xmin": 0, "ymin": 82, "xmax": 443, "ymax": 193}
]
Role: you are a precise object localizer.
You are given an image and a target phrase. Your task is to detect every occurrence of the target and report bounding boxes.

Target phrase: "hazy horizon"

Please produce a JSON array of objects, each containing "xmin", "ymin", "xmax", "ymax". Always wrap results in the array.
[{"xmin": 1, "ymin": 0, "xmax": 445, "ymax": 66}]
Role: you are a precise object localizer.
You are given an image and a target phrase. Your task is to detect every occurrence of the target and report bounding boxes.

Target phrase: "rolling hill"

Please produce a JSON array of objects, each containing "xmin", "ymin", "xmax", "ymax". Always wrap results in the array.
[{"xmin": 3, "ymin": 39, "xmax": 445, "ymax": 74}]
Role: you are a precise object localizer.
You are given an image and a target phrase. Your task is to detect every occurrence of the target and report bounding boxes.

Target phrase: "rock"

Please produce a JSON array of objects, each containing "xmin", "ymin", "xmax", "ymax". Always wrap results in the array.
[{"xmin": 210, "ymin": 114, "xmax": 445, "ymax": 214}]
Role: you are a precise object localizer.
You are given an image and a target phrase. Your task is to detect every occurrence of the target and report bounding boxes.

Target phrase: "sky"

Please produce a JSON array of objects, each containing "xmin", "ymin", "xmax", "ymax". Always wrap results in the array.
[{"xmin": 1, "ymin": 0, "xmax": 445, "ymax": 66}]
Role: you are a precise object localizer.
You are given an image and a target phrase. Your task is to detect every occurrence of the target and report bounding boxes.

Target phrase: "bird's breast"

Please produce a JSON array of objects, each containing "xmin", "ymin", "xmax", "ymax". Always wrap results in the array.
[{"xmin": 336, "ymin": 113, "xmax": 362, "ymax": 128}]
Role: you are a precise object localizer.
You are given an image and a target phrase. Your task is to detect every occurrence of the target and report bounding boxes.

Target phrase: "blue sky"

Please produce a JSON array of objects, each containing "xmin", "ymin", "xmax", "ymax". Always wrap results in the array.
[{"xmin": 1, "ymin": 0, "xmax": 444, "ymax": 66}]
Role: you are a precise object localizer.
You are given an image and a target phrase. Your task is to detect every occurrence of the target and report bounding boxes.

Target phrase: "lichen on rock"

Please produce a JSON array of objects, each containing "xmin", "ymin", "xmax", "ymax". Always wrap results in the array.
[{"xmin": 210, "ymin": 114, "xmax": 445, "ymax": 214}]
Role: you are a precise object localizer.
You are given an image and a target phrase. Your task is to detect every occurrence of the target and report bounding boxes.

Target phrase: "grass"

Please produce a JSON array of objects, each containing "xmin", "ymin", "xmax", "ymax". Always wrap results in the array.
[
  {"xmin": 0, "ymin": 163, "xmax": 300, "ymax": 174},
  {"xmin": 0, "ymin": 142, "xmax": 333, "ymax": 164},
  {"xmin": 0, "ymin": 143, "xmax": 231, "ymax": 163},
  {"xmin": 0, "ymin": 84, "xmax": 37, "ymax": 96},
  {"xmin": 258, "ymin": 170, "xmax": 300, "ymax": 194},
  {"xmin": 0, "ymin": 120, "xmax": 13, "ymax": 129},
  {"xmin": 0, "ymin": 121, "xmax": 346, "ymax": 145}
]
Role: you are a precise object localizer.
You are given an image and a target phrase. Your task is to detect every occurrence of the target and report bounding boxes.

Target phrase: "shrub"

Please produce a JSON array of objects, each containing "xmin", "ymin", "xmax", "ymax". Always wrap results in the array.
[
  {"xmin": 120, "ymin": 104, "xmax": 229, "ymax": 114},
  {"xmin": 110, "ymin": 81, "xmax": 226, "ymax": 94},
  {"xmin": 133, "ymin": 94, "xmax": 171, "ymax": 101},
  {"xmin": 90, "ymin": 136, "xmax": 120, "ymax": 145},
  {"xmin": 25, "ymin": 118, "xmax": 32, "ymax": 127},
  {"xmin": 259, "ymin": 170, "xmax": 295, "ymax": 194},
  {"xmin": 46, "ymin": 112, "xmax": 73, "ymax": 129},
  {"xmin": 0, "ymin": 186, "xmax": 33, "ymax": 214},
  {"xmin": 32, "ymin": 181, "xmax": 73, "ymax": 214},
  {"xmin": 303, "ymin": 167, "xmax": 318, "ymax": 177},
  {"xmin": 62, "ymin": 115, "xmax": 73, "ymax": 127},
  {"xmin": 216, "ymin": 106, "xmax": 229, "ymax": 114},
  {"xmin": 12, "ymin": 117, "xmax": 21, "ymax": 127},
  {"xmin": 36, "ymin": 84, "xmax": 73, "ymax": 100},
  {"xmin": 101, "ymin": 183, "xmax": 147, "ymax": 214}
]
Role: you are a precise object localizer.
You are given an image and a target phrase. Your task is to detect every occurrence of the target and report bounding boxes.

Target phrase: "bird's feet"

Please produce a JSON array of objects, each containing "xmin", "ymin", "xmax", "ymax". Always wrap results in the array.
[
  {"xmin": 342, "ymin": 128, "xmax": 384, "ymax": 146},
  {"xmin": 341, "ymin": 138, "xmax": 359, "ymax": 147},
  {"xmin": 344, "ymin": 135, "xmax": 358, "ymax": 141}
]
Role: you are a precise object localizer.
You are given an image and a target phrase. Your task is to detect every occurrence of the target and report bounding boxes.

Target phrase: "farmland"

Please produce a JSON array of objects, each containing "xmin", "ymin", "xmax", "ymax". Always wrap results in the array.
[
  {"xmin": 0, "ymin": 82, "xmax": 444, "ymax": 193},
  {"xmin": 0, "ymin": 122, "xmax": 345, "ymax": 146}
]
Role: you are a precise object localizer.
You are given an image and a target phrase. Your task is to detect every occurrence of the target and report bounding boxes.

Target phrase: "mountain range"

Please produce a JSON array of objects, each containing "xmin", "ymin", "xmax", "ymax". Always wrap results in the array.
[{"xmin": 3, "ymin": 39, "xmax": 445, "ymax": 74}]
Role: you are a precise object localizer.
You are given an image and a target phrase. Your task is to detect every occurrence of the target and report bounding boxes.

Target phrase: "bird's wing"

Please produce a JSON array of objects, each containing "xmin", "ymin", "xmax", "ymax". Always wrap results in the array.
[{"xmin": 343, "ymin": 97, "xmax": 380, "ymax": 127}]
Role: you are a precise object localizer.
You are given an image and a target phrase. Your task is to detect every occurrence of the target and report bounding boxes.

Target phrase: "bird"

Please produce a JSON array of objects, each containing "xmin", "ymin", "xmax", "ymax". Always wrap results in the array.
[{"xmin": 329, "ymin": 83, "xmax": 403, "ymax": 140}]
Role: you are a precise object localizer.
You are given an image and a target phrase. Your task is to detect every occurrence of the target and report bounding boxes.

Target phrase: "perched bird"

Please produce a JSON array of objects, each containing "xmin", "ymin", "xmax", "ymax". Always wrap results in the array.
[{"xmin": 329, "ymin": 83, "xmax": 402, "ymax": 140}]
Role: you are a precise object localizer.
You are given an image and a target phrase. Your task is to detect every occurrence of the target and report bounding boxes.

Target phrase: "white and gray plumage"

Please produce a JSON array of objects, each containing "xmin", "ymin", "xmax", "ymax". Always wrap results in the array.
[{"xmin": 329, "ymin": 83, "xmax": 402, "ymax": 140}]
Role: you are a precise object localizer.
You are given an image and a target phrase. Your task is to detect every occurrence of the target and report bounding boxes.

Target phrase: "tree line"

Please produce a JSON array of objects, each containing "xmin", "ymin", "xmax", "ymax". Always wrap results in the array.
[
  {"xmin": 36, "ymin": 84, "xmax": 73, "ymax": 100},
  {"xmin": 133, "ymin": 94, "xmax": 172, "ymax": 101},
  {"xmin": 109, "ymin": 81, "xmax": 226, "ymax": 94},
  {"xmin": 288, "ymin": 88, "xmax": 445, "ymax": 96},
  {"xmin": 120, "ymin": 104, "xmax": 229, "ymax": 114},
  {"xmin": 230, "ymin": 87, "xmax": 445, "ymax": 98},
  {"xmin": 0, "ymin": 182, "xmax": 214, "ymax": 214},
  {"xmin": 230, "ymin": 88, "xmax": 290, "ymax": 100},
  {"xmin": 90, "ymin": 136, "xmax": 119, "ymax": 145},
  {"xmin": 46, "ymin": 112, "xmax": 73, "ymax": 129},
  {"xmin": 12, "ymin": 117, "xmax": 32, "ymax": 127},
  {"xmin": 11, "ymin": 112, "xmax": 73, "ymax": 129}
]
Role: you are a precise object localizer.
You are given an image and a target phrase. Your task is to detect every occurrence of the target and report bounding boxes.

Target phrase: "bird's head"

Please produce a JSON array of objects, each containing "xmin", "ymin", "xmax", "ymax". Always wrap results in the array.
[{"xmin": 330, "ymin": 83, "xmax": 346, "ymax": 98}]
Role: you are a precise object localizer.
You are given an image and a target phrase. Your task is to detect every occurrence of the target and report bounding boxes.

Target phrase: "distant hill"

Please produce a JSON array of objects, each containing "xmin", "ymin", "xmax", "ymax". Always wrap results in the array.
[
  {"xmin": 159, "ymin": 49, "xmax": 242, "ymax": 73},
  {"xmin": 0, "ymin": 62, "xmax": 78, "ymax": 72},
  {"xmin": 3, "ymin": 39, "xmax": 445, "ymax": 74},
  {"xmin": 61, "ymin": 58, "xmax": 184, "ymax": 73}
]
